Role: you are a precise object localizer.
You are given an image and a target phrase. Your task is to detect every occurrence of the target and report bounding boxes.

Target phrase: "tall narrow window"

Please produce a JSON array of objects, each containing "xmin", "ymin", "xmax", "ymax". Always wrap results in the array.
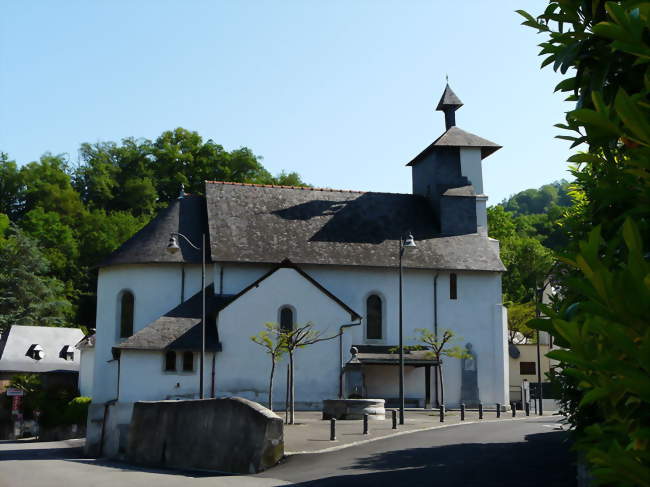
[
  {"xmin": 182, "ymin": 351, "xmax": 194, "ymax": 372},
  {"xmin": 450, "ymin": 273, "xmax": 458, "ymax": 300},
  {"xmin": 120, "ymin": 291, "xmax": 134, "ymax": 338},
  {"xmin": 165, "ymin": 350, "xmax": 176, "ymax": 371},
  {"xmin": 366, "ymin": 294, "xmax": 382, "ymax": 340},
  {"xmin": 280, "ymin": 307, "xmax": 294, "ymax": 333}
]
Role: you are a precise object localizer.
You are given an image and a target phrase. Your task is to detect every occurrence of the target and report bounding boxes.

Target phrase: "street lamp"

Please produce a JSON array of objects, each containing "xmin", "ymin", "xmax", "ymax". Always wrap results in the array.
[
  {"xmin": 398, "ymin": 233, "xmax": 416, "ymax": 425},
  {"xmin": 167, "ymin": 231, "xmax": 206, "ymax": 399}
]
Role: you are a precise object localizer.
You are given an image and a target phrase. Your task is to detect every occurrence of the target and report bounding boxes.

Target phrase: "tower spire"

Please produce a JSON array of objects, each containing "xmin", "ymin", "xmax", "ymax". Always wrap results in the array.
[{"xmin": 436, "ymin": 83, "xmax": 463, "ymax": 130}]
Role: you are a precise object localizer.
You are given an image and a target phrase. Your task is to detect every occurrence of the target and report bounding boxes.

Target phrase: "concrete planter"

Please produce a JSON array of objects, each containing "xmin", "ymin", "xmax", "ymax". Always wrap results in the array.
[{"xmin": 322, "ymin": 399, "xmax": 386, "ymax": 420}]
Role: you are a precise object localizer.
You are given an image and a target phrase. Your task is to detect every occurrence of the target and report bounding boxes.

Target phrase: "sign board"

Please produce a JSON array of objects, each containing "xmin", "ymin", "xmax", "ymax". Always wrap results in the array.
[
  {"xmin": 6, "ymin": 388, "xmax": 24, "ymax": 397},
  {"xmin": 11, "ymin": 395, "xmax": 22, "ymax": 413}
]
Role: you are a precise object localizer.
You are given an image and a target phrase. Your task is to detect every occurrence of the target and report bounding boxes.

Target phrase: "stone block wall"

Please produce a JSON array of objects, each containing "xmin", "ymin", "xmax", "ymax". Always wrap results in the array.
[{"xmin": 126, "ymin": 396, "xmax": 283, "ymax": 473}]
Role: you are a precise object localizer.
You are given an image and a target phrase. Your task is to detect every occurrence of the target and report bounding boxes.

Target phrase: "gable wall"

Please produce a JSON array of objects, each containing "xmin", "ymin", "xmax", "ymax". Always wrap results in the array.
[
  {"xmin": 216, "ymin": 267, "xmax": 352, "ymax": 407},
  {"xmin": 92, "ymin": 263, "xmax": 212, "ymax": 403},
  {"xmin": 212, "ymin": 262, "xmax": 507, "ymax": 406}
]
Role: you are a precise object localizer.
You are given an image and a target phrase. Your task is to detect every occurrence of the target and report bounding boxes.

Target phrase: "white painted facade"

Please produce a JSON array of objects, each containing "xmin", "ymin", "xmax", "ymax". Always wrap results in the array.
[
  {"xmin": 78, "ymin": 347, "xmax": 94, "ymax": 397},
  {"xmin": 88, "ymin": 258, "xmax": 507, "ymax": 455}
]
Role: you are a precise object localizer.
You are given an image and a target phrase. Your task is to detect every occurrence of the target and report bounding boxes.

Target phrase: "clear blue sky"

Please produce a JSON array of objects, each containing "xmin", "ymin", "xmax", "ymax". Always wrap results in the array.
[{"xmin": 0, "ymin": 0, "xmax": 573, "ymax": 204}]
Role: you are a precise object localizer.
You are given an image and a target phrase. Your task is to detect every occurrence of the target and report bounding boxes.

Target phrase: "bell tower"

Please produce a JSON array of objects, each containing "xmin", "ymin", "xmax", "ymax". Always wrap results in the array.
[{"xmin": 407, "ymin": 83, "xmax": 501, "ymax": 236}]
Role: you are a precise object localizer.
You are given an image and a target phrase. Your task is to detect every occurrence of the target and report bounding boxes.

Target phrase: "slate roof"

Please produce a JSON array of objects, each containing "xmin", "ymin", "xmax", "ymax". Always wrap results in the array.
[
  {"xmin": 407, "ymin": 126, "xmax": 502, "ymax": 165},
  {"xmin": 76, "ymin": 334, "xmax": 96, "ymax": 349},
  {"xmin": 115, "ymin": 285, "xmax": 230, "ymax": 351},
  {"xmin": 436, "ymin": 83, "xmax": 463, "ymax": 111},
  {"xmin": 100, "ymin": 195, "xmax": 209, "ymax": 267},
  {"xmin": 0, "ymin": 325, "xmax": 84, "ymax": 373},
  {"xmin": 206, "ymin": 182, "xmax": 504, "ymax": 272}
]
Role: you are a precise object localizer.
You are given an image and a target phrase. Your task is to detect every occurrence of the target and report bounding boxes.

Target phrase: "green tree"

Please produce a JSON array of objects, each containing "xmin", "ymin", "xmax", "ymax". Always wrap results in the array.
[
  {"xmin": 506, "ymin": 302, "xmax": 536, "ymax": 344},
  {"xmin": 250, "ymin": 323, "xmax": 286, "ymax": 411},
  {"xmin": 414, "ymin": 328, "xmax": 470, "ymax": 407},
  {"xmin": 519, "ymin": 2, "xmax": 650, "ymax": 484},
  {"xmin": 20, "ymin": 154, "xmax": 84, "ymax": 222},
  {"xmin": 279, "ymin": 323, "xmax": 339, "ymax": 424},
  {"xmin": 0, "ymin": 153, "xmax": 25, "ymax": 218},
  {"xmin": 0, "ymin": 226, "xmax": 71, "ymax": 332}
]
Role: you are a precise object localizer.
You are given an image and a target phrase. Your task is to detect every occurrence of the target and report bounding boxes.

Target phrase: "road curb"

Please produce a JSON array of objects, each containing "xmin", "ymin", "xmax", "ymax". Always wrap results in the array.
[{"xmin": 285, "ymin": 415, "xmax": 555, "ymax": 456}]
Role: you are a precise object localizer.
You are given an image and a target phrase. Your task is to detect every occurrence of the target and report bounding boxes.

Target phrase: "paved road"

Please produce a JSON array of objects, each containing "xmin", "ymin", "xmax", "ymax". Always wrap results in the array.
[
  {"xmin": 0, "ymin": 416, "xmax": 575, "ymax": 487},
  {"xmin": 264, "ymin": 416, "xmax": 575, "ymax": 486}
]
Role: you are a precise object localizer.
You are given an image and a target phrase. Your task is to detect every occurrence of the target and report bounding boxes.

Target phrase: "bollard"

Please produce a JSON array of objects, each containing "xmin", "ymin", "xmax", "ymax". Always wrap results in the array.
[
  {"xmin": 478, "ymin": 402, "xmax": 483, "ymax": 420},
  {"xmin": 392, "ymin": 409, "xmax": 397, "ymax": 429},
  {"xmin": 330, "ymin": 418, "xmax": 336, "ymax": 441},
  {"xmin": 512, "ymin": 402, "xmax": 517, "ymax": 417},
  {"xmin": 534, "ymin": 400, "xmax": 538, "ymax": 415},
  {"xmin": 525, "ymin": 402, "xmax": 530, "ymax": 417},
  {"xmin": 460, "ymin": 403, "xmax": 465, "ymax": 421},
  {"xmin": 496, "ymin": 403, "xmax": 501, "ymax": 418},
  {"xmin": 439, "ymin": 404, "xmax": 445, "ymax": 423},
  {"xmin": 363, "ymin": 414, "xmax": 369, "ymax": 435}
]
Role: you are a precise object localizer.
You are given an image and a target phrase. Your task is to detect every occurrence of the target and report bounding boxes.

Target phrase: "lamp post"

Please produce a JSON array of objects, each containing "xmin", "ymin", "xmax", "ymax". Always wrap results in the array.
[
  {"xmin": 167, "ymin": 232, "xmax": 206, "ymax": 399},
  {"xmin": 398, "ymin": 233, "xmax": 416, "ymax": 425}
]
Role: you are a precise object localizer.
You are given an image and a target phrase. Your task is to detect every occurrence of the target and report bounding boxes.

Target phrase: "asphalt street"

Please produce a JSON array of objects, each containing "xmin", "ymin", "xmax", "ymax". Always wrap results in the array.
[
  {"xmin": 262, "ymin": 415, "xmax": 576, "ymax": 486},
  {"xmin": 0, "ymin": 416, "xmax": 575, "ymax": 487}
]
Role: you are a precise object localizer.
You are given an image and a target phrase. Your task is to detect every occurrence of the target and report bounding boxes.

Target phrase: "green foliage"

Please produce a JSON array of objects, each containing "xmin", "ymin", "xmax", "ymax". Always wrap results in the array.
[
  {"xmin": 506, "ymin": 302, "xmax": 536, "ymax": 344},
  {"xmin": 1, "ymin": 127, "xmax": 307, "ymax": 330},
  {"xmin": 0, "ymin": 226, "xmax": 72, "ymax": 332},
  {"xmin": 519, "ymin": 2, "xmax": 650, "ymax": 484},
  {"xmin": 63, "ymin": 396, "xmax": 91, "ymax": 425},
  {"xmin": 488, "ymin": 206, "xmax": 555, "ymax": 303},
  {"xmin": 414, "ymin": 328, "xmax": 470, "ymax": 361}
]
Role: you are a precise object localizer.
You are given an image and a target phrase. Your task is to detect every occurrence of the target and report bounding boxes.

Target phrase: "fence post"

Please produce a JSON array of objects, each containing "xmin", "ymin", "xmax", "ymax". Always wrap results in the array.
[
  {"xmin": 392, "ymin": 409, "xmax": 397, "ymax": 429},
  {"xmin": 460, "ymin": 403, "xmax": 465, "ymax": 421},
  {"xmin": 511, "ymin": 402, "xmax": 517, "ymax": 417},
  {"xmin": 363, "ymin": 414, "xmax": 369, "ymax": 434},
  {"xmin": 525, "ymin": 402, "xmax": 530, "ymax": 417},
  {"xmin": 478, "ymin": 402, "xmax": 483, "ymax": 420},
  {"xmin": 330, "ymin": 418, "xmax": 336, "ymax": 441},
  {"xmin": 439, "ymin": 404, "xmax": 445, "ymax": 422},
  {"xmin": 496, "ymin": 403, "xmax": 501, "ymax": 418}
]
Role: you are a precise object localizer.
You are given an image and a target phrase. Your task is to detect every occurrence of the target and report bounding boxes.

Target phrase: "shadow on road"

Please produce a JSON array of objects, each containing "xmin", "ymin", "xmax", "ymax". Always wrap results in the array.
[{"xmin": 284, "ymin": 431, "xmax": 576, "ymax": 487}]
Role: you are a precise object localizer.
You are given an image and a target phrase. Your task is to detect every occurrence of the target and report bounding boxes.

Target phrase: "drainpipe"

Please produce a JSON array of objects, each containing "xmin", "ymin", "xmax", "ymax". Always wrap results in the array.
[{"xmin": 339, "ymin": 320, "xmax": 362, "ymax": 399}]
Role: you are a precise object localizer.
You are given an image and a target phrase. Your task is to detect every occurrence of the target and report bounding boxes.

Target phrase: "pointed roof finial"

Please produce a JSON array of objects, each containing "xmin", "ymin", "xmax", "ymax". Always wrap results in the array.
[
  {"xmin": 436, "ymin": 83, "xmax": 463, "ymax": 112},
  {"xmin": 178, "ymin": 183, "xmax": 185, "ymax": 199}
]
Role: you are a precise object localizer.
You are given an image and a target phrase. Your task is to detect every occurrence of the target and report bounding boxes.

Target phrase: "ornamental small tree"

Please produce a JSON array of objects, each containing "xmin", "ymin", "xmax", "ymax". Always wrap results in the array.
[
  {"xmin": 250, "ymin": 323, "xmax": 286, "ymax": 411},
  {"xmin": 414, "ymin": 328, "xmax": 471, "ymax": 406},
  {"xmin": 279, "ymin": 322, "xmax": 339, "ymax": 425}
]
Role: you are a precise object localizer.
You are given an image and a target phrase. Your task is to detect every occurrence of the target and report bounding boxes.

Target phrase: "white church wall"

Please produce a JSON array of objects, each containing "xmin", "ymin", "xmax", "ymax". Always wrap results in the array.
[
  {"xmin": 459, "ymin": 147, "xmax": 483, "ymax": 194},
  {"xmin": 91, "ymin": 263, "xmax": 213, "ymax": 403},
  {"xmin": 118, "ymin": 350, "xmax": 216, "ymax": 403},
  {"xmin": 78, "ymin": 348, "xmax": 94, "ymax": 397},
  {"xmin": 213, "ymin": 262, "xmax": 271, "ymax": 295},
  {"xmin": 216, "ymin": 267, "xmax": 354, "ymax": 408}
]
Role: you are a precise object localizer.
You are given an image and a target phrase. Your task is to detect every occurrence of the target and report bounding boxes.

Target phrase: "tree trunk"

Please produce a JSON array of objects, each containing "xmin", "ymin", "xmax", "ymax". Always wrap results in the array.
[
  {"xmin": 285, "ymin": 362, "xmax": 290, "ymax": 424},
  {"xmin": 268, "ymin": 357, "xmax": 275, "ymax": 410},
  {"xmin": 289, "ymin": 350, "xmax": 295, "ymax": 424},
  {"xmin": 439, "ymin": 363, "xmax": 445, "ymax": 406}
]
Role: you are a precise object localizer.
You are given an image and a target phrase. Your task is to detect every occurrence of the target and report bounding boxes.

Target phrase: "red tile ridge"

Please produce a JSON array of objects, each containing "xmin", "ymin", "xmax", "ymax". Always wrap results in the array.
[{"xmin": 204, "ymin": 180, "xmax": 366, "ymax": 194}]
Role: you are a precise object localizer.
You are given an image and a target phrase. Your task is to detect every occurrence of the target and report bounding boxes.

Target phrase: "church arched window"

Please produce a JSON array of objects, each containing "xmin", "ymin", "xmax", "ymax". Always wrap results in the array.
[
  {"xmin": 280, "ymin": 306, "xmax": 294, "ymax": 333},
  {"xmin": 366, "ymin": 294, "xmax": 383, "ymax": 340},
  {"xmin": 119, "ymin": 291, "xmax": 134, "ymax": 338}
]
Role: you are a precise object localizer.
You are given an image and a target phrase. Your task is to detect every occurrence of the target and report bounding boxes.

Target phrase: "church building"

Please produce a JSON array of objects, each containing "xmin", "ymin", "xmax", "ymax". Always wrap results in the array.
[{"xmin": 86, "ymin": 85, "xmax": 509, "ymax": 456}]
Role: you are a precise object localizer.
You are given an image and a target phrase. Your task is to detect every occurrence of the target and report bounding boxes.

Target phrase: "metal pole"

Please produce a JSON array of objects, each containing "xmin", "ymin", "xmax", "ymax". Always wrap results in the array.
[
  {"xmin": 363, "ymin": 414, "xmax": 369, "ymax": 435},
  {"xmin": 200, "ymin": 233, "xmax": 205, "ymax": 399},
  {"xmin": 392, "ymin": 409, "xmax": 397, "ymax": 429},
  {"xmin": 460, "ymin": 403, "xmax": 465, "ymax": 421},
  {"xmin": 398, "ymin": 239, "xmax": 405, "ymax": 425},
  {"xmin": 439, "ymin": 404, "xmax": 445, "ymax": 422},
  {"xmin": 535, "ymin": 287, "xmax": 543, "ymax": 416},
  {"xmin": 330, "ymin": 418, "xmax": 336, "ymax": 441},
  {"xmin": 496, "ymin": 403, "xmax": 501, "ymax": 418}
]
